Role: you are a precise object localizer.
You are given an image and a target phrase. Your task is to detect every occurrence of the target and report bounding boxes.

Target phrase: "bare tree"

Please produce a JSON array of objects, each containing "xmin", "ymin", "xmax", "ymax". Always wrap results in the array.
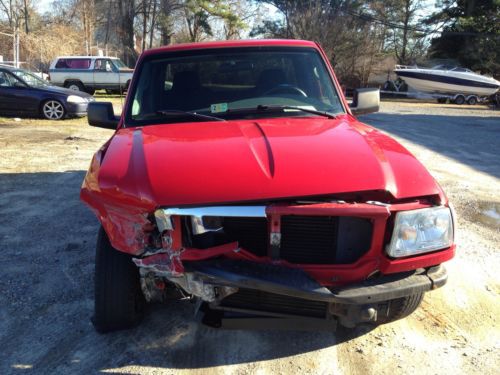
[
  {"xmin": 157, "ymin": 0, "xmax": 181, "ymax": 45},
  {"xmin": 252, "ymin": 1, "xmax": 390, "ymax": 87},
  {"xmin": 0, "ymin": 0, "xmax": 30, "ymax": 64},
  {"xmin": 117, "ymin": 0, "xmax": 137, "ymax": 65},
  {"xmin": 76, "ymin": 0, "xmax": 96, "ymax": 54},
  {"xmin": 386, "ymin": 0, "xmax": 425, "ymax": 64},
  {"xmin": 148, "ymin": 0, "xmax": 157, "ymax": 48}
]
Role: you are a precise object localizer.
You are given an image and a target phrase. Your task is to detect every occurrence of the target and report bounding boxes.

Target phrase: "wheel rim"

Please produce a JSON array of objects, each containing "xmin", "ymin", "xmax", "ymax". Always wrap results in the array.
[
  {"xmin": 69, "ymin": 84, "xmax": 80, "ymax": 91},
  {"xmin": 43, "ymin": 101, "xmax": 64, "ymax": 120}
]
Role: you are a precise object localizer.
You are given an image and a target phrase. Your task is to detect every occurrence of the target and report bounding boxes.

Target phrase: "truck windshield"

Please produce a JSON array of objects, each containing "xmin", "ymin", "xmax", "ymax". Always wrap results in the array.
[
  {"xmin": 126, "ymin": 47, "xmax": 344, "ymax": 126},
  {"xmin": 112, "ymin": 59, "xmax": 128, "ymax": 69}
]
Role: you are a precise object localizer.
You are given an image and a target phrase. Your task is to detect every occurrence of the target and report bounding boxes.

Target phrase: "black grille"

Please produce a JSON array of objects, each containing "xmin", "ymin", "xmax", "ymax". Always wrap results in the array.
[
  {"xmin": 220, "ymin": 215, "xmax": 372, "ymax": 265},
  {"xmin": 220, "ymin": 289, "xmax": 328, "ymax": 318},
  {"xmin": 222, "ymin": 217, "xmax": 268, "ymax": 256},
  {"xmin": 281, "ymin": 216, "xmax": 338, "ymax": 264}
]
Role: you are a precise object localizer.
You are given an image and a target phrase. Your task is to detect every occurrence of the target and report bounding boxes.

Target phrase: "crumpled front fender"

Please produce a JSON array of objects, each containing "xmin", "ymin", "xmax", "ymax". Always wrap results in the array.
[{"xmin": 80, "ymin": 148, "xmax": 156, "ymax": 255}]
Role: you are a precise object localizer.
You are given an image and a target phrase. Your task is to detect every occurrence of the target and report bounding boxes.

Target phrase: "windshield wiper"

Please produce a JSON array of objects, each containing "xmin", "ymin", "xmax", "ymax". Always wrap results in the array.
[
  {"xmin": 156, "ymin": 109, "xmax": 225, "ymax": 122},
  {"xmin": 227, "ymin": 105, "xmax": 337, "ymax": 119}
]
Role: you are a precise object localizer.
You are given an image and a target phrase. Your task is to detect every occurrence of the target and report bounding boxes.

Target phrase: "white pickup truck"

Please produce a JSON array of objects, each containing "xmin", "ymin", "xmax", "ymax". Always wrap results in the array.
[{"xmin": 48, "ymin": 56, "xmax": 133, "ymax": 95}]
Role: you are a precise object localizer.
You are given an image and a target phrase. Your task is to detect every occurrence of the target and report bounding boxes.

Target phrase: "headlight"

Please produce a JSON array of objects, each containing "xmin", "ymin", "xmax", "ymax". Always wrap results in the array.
[
  {"xmin": 387, "ymin": 206, "xmax": 454, "ymax": 258},
  {"xmin": 67, "ymin": 95, "xmax": 86, "ymax": 103}
]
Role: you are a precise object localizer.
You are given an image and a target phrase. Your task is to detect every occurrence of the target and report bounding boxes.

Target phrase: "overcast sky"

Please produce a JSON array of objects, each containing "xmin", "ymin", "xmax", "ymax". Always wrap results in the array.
[{"xmin": 37, "ymin": 0, "xmax": 51, "ymax": 13}]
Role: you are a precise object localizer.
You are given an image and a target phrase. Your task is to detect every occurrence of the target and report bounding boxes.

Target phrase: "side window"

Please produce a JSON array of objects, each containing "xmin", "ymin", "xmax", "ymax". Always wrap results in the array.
[
  {"xmin": 55, "ymin": 59, "xmax": 69, "ymax": 69},
  {"xmin": 105, "ymin": 60, "xmax": 114, "ymax": 72},
  {"xmin": 0, "ymin": 72, "xmax": 25, "ymax": 88},
  {"xmin": 95, "ymin": 59, "xmax": 113, "ymax": 72},
  {"xmin": 0, "ymin": 72, "xmax": 12, "ymax": 87},
  {"xmin": 57, "ymin": 58, "xmax": 91, "ymax": 69}
]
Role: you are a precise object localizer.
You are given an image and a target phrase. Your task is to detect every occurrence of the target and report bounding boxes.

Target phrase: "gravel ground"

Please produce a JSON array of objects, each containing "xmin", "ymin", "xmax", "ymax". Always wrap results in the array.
[{"xmin": 0, "ymin": 101, "xmax": 498, "ymax": 374}]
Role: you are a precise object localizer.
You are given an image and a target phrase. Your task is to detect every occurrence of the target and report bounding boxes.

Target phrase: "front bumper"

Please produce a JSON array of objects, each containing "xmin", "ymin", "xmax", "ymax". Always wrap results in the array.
[
  {"xmin": 186, "ymin": 259, "xmax": 447, "ymax": 305},
  {"xmin": 66, "ymin": 102, "xmax": 89, "ymax": 117},
  {"xmin": 173, "ymin": 259, "xmax": 447, "ymax": 329}
]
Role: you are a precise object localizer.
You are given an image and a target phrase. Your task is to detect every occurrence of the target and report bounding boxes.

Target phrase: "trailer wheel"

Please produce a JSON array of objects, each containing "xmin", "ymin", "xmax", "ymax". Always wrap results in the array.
[
  {"xmin": 454, "ymin": 95, "xmax": 465, "ymax": 105},
  {"xmin": 467, "ymin": 96, "xmax": 478, "ymax": 105}
]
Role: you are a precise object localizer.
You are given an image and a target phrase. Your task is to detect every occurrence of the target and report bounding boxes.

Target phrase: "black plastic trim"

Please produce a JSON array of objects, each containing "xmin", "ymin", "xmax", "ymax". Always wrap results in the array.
[{"xmin": 186, "ymin": 260, "xmax": 447, "ymax": 305}]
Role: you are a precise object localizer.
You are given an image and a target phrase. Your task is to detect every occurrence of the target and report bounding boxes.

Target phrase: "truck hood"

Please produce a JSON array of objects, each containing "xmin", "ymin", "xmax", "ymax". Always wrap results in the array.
[{"xmin": 95, "ymin": 115, "xmax": 440, "ymax": 207}]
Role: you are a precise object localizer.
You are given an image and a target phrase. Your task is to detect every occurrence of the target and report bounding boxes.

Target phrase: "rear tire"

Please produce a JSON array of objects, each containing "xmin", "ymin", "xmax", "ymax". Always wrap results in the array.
[
  {"xmin": 92, "ymin": 227, "xmax": 145, "ymax": 333},
  {"xmin": 65, "ymin": 81, "xmax": 85, "ymax": 92},
  {"xmin": 378, "ymin": 293, "xmax": 424, "ymax": 324}
]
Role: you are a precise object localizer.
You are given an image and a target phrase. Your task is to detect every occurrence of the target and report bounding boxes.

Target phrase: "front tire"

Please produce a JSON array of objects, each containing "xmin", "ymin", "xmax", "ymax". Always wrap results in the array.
[
  {"xmin": 93, "ymin": 227, "xmax": 145, "ymax": 333},
  {"xmin": 41, "ymin": 100, "xmax": 65, "ymax": 120}
]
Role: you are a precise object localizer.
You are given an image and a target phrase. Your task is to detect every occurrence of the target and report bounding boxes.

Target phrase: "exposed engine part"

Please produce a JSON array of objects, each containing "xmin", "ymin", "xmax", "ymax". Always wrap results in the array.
[
  {"xmin": 329, "ymin": 303, "xmax": 379, "ymax": 328},
  {"xmin": 139, "ymin": 228, "xmax": 175, "ymax": 257},
  {"xmin": 270, "ymin": 232, "xmax": 281, "ymax": 246},
  {"xmin": 161, "ymin": 232, "xmax": 173, "ymax": 250},
  {"xmin": 168, "ymin": 273, "xmax": 238, "ymax": 302},
  {"xmin": 154, "ymin": 210, "xmax": 174, "ymax": 232},
  {"xmin": 133, "ymin": 249, "xmax": 184, "ymax": 277},
  {"xmin": 140, "ymin": 270, "xmax": 167, "ymax": 302},
  {"xmin": 139, "ymin": 269, "xmax": 188, "ymax": 303},
  {"xmin": 134, "ymin": 242, "xmax": 241, "ymax": 277}
]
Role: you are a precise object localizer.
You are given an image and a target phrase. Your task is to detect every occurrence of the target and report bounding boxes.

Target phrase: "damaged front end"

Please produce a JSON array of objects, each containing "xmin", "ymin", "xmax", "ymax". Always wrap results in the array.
[{"xmin": 130, "ymin": 201, "xmax": 452, "ymax": 329}]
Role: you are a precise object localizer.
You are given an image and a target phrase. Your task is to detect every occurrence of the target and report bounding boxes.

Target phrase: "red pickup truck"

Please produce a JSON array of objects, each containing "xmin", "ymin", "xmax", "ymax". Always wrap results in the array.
[{"xmin": 81, "ymin": 39, "xmax": 455, "ymax": 333}]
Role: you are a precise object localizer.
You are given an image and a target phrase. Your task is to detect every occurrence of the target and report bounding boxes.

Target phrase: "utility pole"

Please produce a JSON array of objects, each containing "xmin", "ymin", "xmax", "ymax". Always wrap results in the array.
[
  {"xmin": 15, "ymin": 27, "xmax": 20, "ymax": 67},
  {"xmin": 13, "ymin": 30, "xmax": 16, "ymax": 66}
]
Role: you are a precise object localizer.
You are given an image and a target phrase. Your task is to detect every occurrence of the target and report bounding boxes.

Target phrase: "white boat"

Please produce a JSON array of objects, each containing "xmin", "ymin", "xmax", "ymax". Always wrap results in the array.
[{"xmin": 394, "ymin": 65, "xmax": 500, "ymax": 97}]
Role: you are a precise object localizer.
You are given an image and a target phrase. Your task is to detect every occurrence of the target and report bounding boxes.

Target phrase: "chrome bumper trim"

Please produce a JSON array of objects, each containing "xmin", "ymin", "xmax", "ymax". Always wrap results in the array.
[{"xmin": 155, "ymin": 206, "xmax": 267, "ymax": 233}]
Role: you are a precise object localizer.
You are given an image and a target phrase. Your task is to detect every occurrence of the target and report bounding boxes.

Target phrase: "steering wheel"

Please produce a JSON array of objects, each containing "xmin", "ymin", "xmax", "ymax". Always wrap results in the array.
[{"xmin": 264, "ymin": 84, "xmax": 308, "ymax": 97}]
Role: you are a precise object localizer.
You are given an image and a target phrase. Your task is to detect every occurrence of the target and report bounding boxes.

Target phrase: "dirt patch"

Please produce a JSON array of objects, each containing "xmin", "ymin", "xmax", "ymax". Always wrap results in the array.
[{"xmin": 460, "ymin": 200, "xmax": 500, "ymax": 230}]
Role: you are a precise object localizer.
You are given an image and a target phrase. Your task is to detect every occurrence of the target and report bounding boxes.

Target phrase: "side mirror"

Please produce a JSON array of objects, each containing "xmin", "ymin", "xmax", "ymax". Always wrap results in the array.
[
  {"xmin": 350, "ymin": 88, "xmax": 379, "ymax": 115},
  {"xmin": 88, "ymin": 102, "xmax": 120, "ymax": 129}
]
